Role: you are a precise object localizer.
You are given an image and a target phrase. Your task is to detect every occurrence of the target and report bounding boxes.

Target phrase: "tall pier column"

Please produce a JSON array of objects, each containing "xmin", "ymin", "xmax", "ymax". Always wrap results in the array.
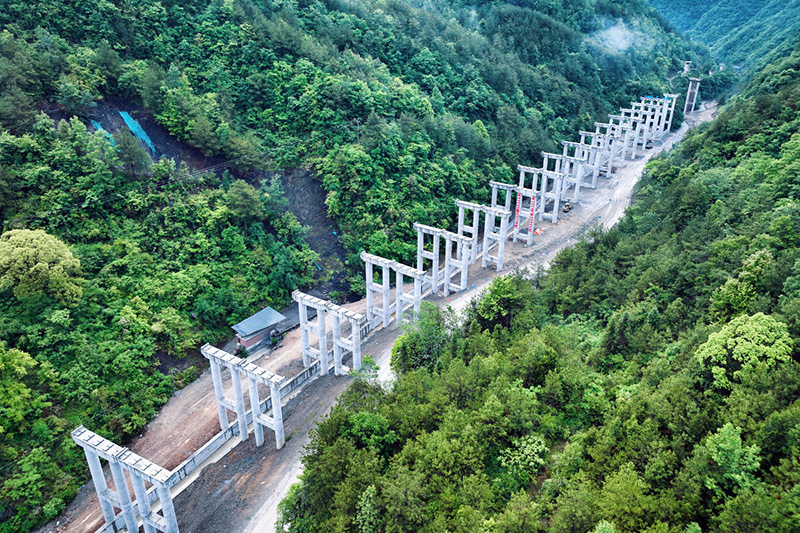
[
  {"xmin": 247, "ymin": 376, "xmax": 264, "ymax": 447},
  {"xmin": 416, "ymin": 229, "xmax": 424, "ymax": 272},
  {"xmin": 109, "ymin": 459, "xmax": 138, "ymax": 533},
  {"xmin": 318, "ymin": 308, "xmax": 328, "ymax": 374},
  {"xmin": 431, "ymin": 234, "xmax": 440, "ymax": 293},
  {"xmin": 381, "ymin": 265, "xmax": 391, "ymax": 328},
  {"xmin": 331, "ymin": 314, "xmax": 343, "ymax": 375},
  {"xmin": 458, "ymin": 240, "xmax": 469, "ymax": 288},
  {"xmin": 83, "ymin": 448, "xmax": 116, "ymax": 524},
  {"xmin": 395, "ymin": 269, "xmax": 405, "ymax": 328},
  {"xmin": 230, "ymin": 368, "xmax": 248, "ymax": 441},
  {"xmin": 130, "ymin": 474, "xmax": 157, "ymax": 533},
  {"xmin": 270, "ymin": 381, "xmax": 285, "ymax": 449},
  {"xmin": 299, "ymin": 301, "xmax": 310, "ymax": 367},
  {"xmin": 157, "ymin": 483, "xmax": 180, "ymax": 533},
  {"xmin": 209, "ymin": 359, "xmax": 229, "ymax": 431},
  {"xmin": 497, "ymin": 214, "xmax": 509, "ymax": 272},
  {"xmin": 365, "ymin": 261, "xmax": 373, "ymax": 326}
]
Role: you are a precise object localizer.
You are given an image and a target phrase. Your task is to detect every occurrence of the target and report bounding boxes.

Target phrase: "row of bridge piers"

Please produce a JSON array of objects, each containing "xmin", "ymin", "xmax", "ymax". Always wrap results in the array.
[{"xmin": 72, "ymin": 92, "xmax": 680, "ymax": 533}]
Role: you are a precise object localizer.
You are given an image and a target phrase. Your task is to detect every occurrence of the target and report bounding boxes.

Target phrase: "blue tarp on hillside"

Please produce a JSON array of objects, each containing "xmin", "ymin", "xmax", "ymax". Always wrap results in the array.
[
  {"xmin": 90, "ymin": 120, "xmax": 116, "ymax": 146},
  {"xmin": 118, "ymin": 111, "xmax": 155, "ymax": 155}
]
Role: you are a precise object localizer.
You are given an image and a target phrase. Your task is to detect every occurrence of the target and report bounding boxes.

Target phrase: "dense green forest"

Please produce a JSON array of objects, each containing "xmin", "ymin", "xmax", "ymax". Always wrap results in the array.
[
  {"xmin": 0, "ymin": 0, "xmax": 722, "ymax": 269},
  {"xmin": 647, "ymin": 0, "xmax": 800, "ymax": 71},
  {"xmin": 0, "ymin": 0, "xmax": 734, "ymax": 530},
  {"xmin": 278, "ymin": 44, "xmax": 800, "ymax": 532},
  {"xmin": 0, "ymin": 1, "xmax": 717, "ymax": 530}
]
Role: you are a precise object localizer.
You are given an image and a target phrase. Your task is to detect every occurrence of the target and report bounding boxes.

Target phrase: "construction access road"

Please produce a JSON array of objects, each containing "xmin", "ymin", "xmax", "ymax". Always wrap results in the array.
[{"xmin": 40, "ymin": 102, "xmax": 716, "ymax": 533}]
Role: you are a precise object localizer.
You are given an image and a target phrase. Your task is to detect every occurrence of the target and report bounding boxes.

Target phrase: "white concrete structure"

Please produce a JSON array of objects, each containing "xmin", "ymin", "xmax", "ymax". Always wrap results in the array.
[
  {"xmin": 292, "ymin": 290, "xmax": 366, "ymax": 375},
  {"xmin": 607, "ymin": 114, "xmax": 637, "ymax": 161},
  {"xmin": 362, "ymin": 251, "xmax": 394, "ymax": 329},
  {"xmin": 541, "ymin": 152, "xmax": 589, "ymax": 202},
  {"xmin": 361, "ymin": 251, "xmax": 424, "ymax": 329},
  {"xmin": 72, "ymin": 425, "xmax": 180, "ymax": 533},
  {"xmin": 517, "ymin": 165, "xmax": 563, "ymax": 223},
  {"xmin": 201, "ymin": 344, "xmax": 285, "ymax": 449},
  {"xmin": 456, "ymin": 199, "xmax": 481, "ymax": 265},
  {"xmin": 296, "ymin": 293, "xmax": 328, "ymax": 372},
  {"xmin": 639, "ymin": 96, "xmax": 672, "ymax": 141},
  {"xmin": 394, "ymin": 261, "xmax": 423, "ymax": 325},
  {"xmin": 662, "ymin": 93, "xmax": 679, "ymax": 133},
  {"xmin": 481, "ymin": 204, "xmax": 511, "ymax": 271},
  {"xmin": 630, "ymin": 101, "xmax": 660, "ymax": 149},
  {"xmin": 578, "ymin": 130, "xmax": 615, "ymax": 176},
  {"xmin": 618, "ymin": 107, "xmax": 648, "ymax": 158},
  {"xmin": 455, "ymin": 199, "xmax": 512, "ymax": 270},
  {"xmin": 490, "ymin": 179, "xmax": 537, "ymax": 245},
  {"xmin": 562, "ymin": 140, "xmax": 601, "ymax": 189},
  {"xmin": 414, "ymin": 222, "xmax": 471, "ymax": 296},
  {"xmin": 592, "ymin": 124, "xmax": 625, "ymax": 172},
  {"xmin": 685, "ymin": 78, "xmax": 700, "ymax": 114}
]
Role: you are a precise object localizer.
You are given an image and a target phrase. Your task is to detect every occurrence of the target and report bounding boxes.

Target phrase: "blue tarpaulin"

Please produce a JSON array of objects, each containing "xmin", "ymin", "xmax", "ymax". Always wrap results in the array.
[
  {"xmin": 90, "ymin": 120, "xmax": 116, "ymax": 146},
  {"xmin": 118, "ymin": 111, "xmax": 155, "ymax": 155}
]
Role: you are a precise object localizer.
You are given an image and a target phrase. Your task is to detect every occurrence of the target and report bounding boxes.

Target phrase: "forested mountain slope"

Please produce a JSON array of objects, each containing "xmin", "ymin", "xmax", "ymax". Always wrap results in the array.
[
  {"xmin": 0, "ymin": 1, "xmax": 716, "ymax": 531},
  {"xmin": 0, "ymin": 0, "xmax": 716, "ymax": 265},
  {"xmin": 648, "ymin": 0, "xmax": 800, "ymax": 70},
  {"xmin": 279, "ymin": 45, "xmax": 800, "ymax": 532}
]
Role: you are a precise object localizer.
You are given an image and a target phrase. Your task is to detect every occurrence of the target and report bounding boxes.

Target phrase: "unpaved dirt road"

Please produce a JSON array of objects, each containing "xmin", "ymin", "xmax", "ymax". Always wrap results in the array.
[{"xmin": 40, "ymin": 103, "xmax": 715, "ymax": 533}]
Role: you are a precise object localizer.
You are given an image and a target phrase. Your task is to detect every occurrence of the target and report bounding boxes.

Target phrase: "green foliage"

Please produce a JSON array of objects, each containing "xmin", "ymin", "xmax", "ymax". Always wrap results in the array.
[
  {"xmin": 0, "ymin": 343, "xmax": 51, "ymax": 436},
  {"xmin": 0, "ymin": 105, "xmax": 319, "ymax": 527},
  {"xmin": 0, "ymin": 0, "xmax": 704, "ymax": 266},
  {"xmin": 280, "ymin": 41, "xmax": 800, "ymax": 533},
  {"xmin": 593, "ymin": 520, "xmax": 617, "ymax": 533},
  {"xmin": 709, "ymin": 250, "xmax": 778, "ymax": 321},
  {"xmin": 696, "ymin": 423, "xmax": 761, "ymax": 504},
  {"xmin": 0, "ymin": 229, "xmax": 83, "ymax": 306},
  {"xmin": 0, "ymin": 0, "xmax": 794, "ymax": 529},
  {"xmin": 391, "ymin": 302, "xmax": 453, "ymax": 374},
  {"xmin": 499, "ymin": 433, "xmax": 548, "ymax": 487},
  {"xmin": 696, "ymin": 313, "xmax": 793, "ymax": 390},
  {"xmin": 649, "ymin": 0, "xmax": 800, "ymax": 72},
  {"xmin": 473, "ymin": 274, "xmax": 537, "ymax": 331},
  {"xmin": 598, "ymin": 462, "xmax": 656, "ymax": 532},
  {"xmin": 355, "ymin": 485, "xmax": 380, "ymax": 533}
]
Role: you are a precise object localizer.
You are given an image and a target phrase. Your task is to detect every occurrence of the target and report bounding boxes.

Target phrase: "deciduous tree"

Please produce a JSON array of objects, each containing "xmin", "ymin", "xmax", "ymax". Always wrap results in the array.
[{"xmin": 0, "ymin": 230, "xmax": 83, "ymax": 307}]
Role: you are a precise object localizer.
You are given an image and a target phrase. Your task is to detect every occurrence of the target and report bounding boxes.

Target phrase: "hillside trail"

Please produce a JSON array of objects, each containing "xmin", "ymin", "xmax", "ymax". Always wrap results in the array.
[{"xmin": 39, "ymin": 101, "xmax": 716, "ymax": 533}]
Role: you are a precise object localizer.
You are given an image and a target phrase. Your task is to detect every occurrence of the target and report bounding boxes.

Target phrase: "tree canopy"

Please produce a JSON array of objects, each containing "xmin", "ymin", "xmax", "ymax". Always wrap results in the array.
[
  {"xmin": 0, "ymin": 229, "xmax": 83, "ymax": 306},
  {"xmin": 278, "ymin": 44, "xmax": 800, "ymax": 533}
]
